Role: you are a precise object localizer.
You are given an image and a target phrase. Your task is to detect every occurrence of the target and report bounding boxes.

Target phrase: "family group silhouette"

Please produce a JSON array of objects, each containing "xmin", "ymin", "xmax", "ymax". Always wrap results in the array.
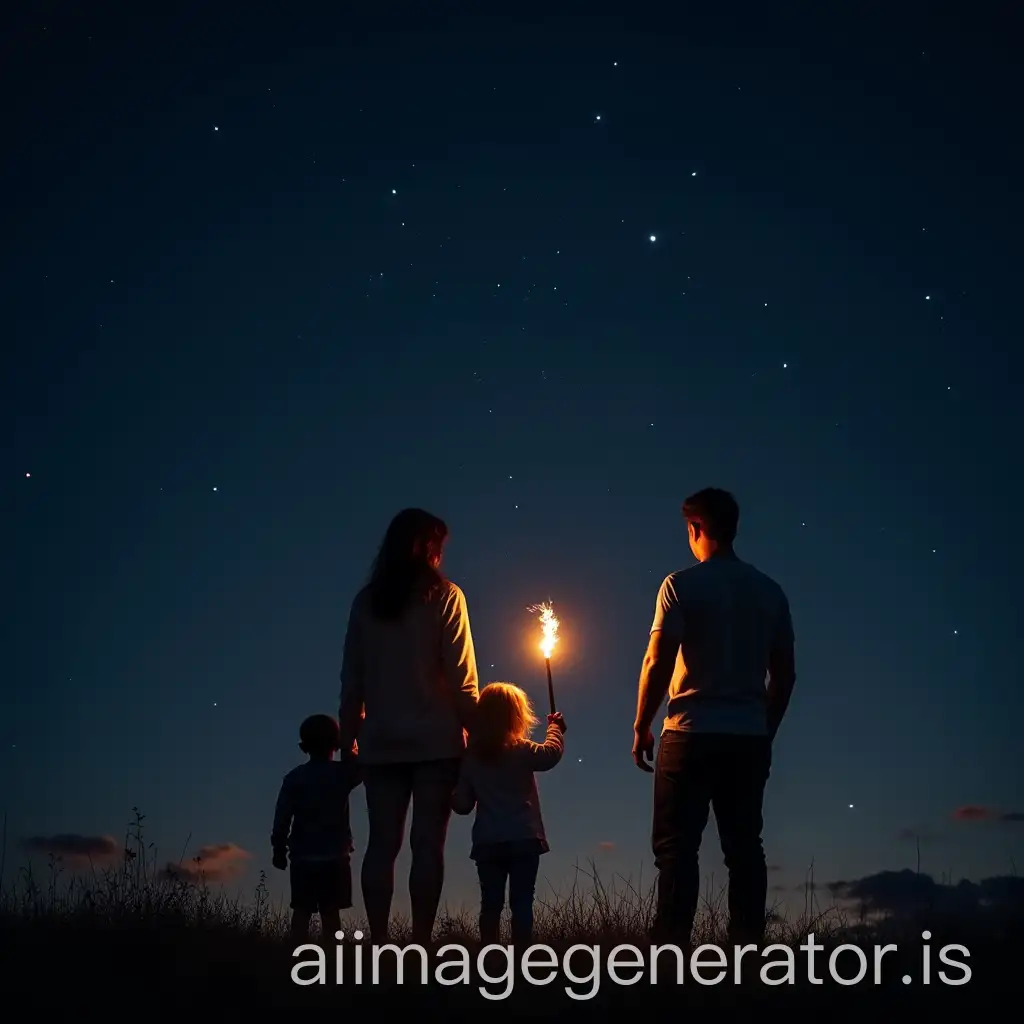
[{"xmin": 271, "ymin": 488, "xmax": 797, "ymax": 951}]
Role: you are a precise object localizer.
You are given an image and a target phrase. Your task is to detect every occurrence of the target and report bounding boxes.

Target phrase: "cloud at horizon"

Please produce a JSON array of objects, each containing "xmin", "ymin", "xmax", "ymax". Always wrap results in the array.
[
  {"xmin": 22, "ymin": 833, "xmax": 121, "ymax": 866},
  {"xmin": 951, "ymin": 806, "xmax": 1024, "ymax": 823},
  {"xmin": 827, "ymin": 869, "xmax": 1024, "ymax": 918},
  {"xmin": 161, "ymin": 843, "xmax": 252, "ymax": 883}
]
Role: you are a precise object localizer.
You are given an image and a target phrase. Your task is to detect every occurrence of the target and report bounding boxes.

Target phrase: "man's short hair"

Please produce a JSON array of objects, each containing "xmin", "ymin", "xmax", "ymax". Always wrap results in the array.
[{"xmin": 681, "ymin": 488, "xmax": 740, "ymax": 544}]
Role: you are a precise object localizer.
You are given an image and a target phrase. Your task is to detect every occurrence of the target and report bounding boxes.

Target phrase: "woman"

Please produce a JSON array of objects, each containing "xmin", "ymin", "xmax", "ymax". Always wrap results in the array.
[{"xmin": 338, "ymin": 508, "xmax": 479, "ymax": 944}]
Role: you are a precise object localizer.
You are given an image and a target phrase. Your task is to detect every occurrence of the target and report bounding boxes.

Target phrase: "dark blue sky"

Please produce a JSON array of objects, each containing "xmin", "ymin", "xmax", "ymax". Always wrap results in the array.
[{"xmin": 2, "ymin": 2, "xmax": 1020, "ymax": 919}]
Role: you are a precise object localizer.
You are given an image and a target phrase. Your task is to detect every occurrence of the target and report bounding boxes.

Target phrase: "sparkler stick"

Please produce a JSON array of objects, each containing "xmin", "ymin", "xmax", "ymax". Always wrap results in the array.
[{"xmin": 528, "ymin": 602, "xmax": 560, "ymax": 715}]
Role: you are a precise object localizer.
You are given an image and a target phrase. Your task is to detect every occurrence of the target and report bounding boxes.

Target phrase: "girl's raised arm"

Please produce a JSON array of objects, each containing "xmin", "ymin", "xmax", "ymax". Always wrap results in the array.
[{"xmin": 520, "ymin": 719, "xmax": 565, "ymax": 771}]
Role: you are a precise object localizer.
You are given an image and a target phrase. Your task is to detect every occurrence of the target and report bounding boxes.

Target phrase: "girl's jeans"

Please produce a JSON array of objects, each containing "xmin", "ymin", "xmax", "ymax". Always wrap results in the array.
[{"xmin": 475, "ymin": 850, "xmax": 541, "ymax": 945}]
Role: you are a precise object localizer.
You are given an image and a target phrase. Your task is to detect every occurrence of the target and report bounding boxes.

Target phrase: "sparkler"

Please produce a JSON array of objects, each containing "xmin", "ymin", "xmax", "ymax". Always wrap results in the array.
[{"xmin": 528, "ymin": 601, "xmax": 560, "ymax": 715}]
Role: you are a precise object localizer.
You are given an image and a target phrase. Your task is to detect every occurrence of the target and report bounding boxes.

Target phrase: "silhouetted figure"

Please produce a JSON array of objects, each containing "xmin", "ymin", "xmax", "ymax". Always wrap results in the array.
[
  {"xmin": 271, "ymin": 714, "xmax": 361, "ymax": 945},
  {"xmin": 632, "ymin": 488, "xmax": 796, "ymax": 948},
  {"xmin": 452, "ymin": 682, "xmax": 565, "ymax": 946},
  {"xmin": 339, "ymin": 508, "xmax": 479, "ymax": 945}
]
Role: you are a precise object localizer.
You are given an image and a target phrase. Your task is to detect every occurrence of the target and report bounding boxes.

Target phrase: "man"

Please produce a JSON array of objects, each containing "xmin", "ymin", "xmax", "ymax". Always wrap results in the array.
[{"xmin": 633, "ymin": 488, "xmax": 796, "ymax": 948}]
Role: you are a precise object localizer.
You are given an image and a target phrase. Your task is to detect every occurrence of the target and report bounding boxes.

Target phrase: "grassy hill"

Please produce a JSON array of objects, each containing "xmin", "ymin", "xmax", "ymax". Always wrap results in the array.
[{"xmin": 2, "ymin": 815, "xmax": 1019, "ymax": 1017}]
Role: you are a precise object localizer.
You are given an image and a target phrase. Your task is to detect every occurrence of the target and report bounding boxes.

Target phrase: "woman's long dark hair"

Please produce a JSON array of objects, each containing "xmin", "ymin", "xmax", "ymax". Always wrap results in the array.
[{"xmin": 366, "ymin": 508, "xmax": 449, "ymax": 620}]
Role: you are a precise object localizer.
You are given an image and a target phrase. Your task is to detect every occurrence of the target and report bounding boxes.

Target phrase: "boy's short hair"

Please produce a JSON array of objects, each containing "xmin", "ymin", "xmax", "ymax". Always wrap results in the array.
[
  {"xmin": 299, "ymin": 714, "xmax": 340, "ymax": 754},
  {"xmin": 681, "ymin": 488, "xmax": 740, "ymax": 544}
]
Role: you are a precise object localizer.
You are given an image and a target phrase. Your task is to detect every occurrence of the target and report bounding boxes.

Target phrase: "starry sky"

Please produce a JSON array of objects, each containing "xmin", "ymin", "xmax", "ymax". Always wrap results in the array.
[{"xmin": 3, "ymin": 3, "xmax": 1021, "ymax": 921}]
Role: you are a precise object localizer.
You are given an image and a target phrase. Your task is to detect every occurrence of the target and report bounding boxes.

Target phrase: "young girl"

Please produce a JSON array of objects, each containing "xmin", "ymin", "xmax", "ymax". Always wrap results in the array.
[{"xmin": 452, "ymin": 682, "xmax": 566, "ymax": 945}]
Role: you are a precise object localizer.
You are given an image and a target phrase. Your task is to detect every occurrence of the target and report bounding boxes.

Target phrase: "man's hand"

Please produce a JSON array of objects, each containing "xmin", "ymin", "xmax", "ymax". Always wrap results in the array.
[
  {"xmin": 632, "ymin": 726, "xmax": 655, "ymax": 772},
  {"xmin": 548, "ymin": 712, "xmax": 566, "ymax": 734},
  {"xmin": 272, "ymin": 850, "xmax": 287, "ymax": 871}
]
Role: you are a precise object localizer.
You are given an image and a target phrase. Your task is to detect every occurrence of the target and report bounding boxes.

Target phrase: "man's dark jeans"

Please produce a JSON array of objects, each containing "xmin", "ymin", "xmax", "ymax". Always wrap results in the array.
[{"xmin": 651, "ymin": 730, "xmax": 772, "ymax": 947}]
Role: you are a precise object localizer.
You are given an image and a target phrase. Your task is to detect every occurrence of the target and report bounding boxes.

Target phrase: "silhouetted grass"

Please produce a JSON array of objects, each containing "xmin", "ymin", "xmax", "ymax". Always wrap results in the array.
[
  {"xmin": 0, "ymin": 809, "xmax": 844, "ymax": 945},
  {"xmin": 1, "ymin": 809, "xmax": 1017, "ymax": 1015}
]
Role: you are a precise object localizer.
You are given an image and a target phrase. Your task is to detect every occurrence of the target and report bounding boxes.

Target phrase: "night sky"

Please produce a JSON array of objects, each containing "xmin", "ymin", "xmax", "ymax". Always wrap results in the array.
[{"xmin": 3, "ymin": 3, "xmax": 1021, "ymax": 922}]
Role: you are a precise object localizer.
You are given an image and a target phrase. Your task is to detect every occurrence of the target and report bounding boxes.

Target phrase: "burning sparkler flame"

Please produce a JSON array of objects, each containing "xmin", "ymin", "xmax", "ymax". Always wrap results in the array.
[{"xmin": 528, "ymin": 601, "xmax": 560, "ymax": 660}]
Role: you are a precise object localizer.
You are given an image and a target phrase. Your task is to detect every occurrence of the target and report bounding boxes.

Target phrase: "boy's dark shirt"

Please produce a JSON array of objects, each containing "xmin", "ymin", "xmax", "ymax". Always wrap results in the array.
[{"xmin": 271, "ymin": 755, "xmax": 360, "ymax": 861}]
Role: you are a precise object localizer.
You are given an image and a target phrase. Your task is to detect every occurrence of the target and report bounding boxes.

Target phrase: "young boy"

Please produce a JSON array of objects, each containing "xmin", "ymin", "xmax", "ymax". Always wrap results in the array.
[{"xmin": 271, "ymin": 714, "xmax": 361, "ymax": 943}]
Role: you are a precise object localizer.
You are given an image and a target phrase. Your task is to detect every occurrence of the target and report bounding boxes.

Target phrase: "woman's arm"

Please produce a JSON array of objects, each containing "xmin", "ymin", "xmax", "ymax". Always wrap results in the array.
[
  {"xmin": 338, "ymin": 600, "xmax": 366, "ymax": 751},
  {"xmin": 440, "ymin": 583, "xmax": 480, "ymax": 729},
  {"xmin": 451, "ymin": 761, "xmax": 476, "ymax": 815}
]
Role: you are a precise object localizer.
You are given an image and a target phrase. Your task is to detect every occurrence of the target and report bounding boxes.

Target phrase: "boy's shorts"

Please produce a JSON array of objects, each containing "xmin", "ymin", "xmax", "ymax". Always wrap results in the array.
[{"xmin": 290, "ymin": 857, "xmax": 353, "ymax": 913}]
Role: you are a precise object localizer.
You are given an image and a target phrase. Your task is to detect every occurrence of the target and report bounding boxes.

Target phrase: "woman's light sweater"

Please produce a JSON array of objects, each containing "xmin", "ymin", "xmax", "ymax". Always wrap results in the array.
[{"xmin": 339, "ymin": 580, "xmax": 480, "ymax": 764}]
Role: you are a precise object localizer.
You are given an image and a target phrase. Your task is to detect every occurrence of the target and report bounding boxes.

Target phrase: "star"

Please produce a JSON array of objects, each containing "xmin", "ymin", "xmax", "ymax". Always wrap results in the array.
[{"xmin": 649, "ymin": 235, "xmax": 656, "ymax": 242}]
